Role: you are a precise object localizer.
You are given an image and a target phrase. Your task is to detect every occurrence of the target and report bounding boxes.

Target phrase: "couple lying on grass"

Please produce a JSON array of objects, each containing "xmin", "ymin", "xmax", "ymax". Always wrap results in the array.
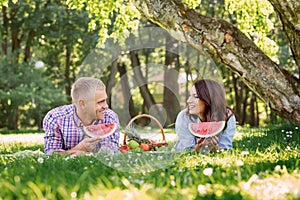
[{"xmin": 43, "ymin": 77, "xmax": 236, "ymax": 156}]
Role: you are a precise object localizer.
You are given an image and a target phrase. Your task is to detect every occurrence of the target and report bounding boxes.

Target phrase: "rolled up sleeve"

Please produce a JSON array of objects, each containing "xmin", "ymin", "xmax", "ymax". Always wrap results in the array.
[
  {"xmin": 43, "ymin": 113, "xmax": 64, "ymax": 154},
  {"xmin": 218, "ymin": 115, "xmax": 236, "ymax": 149},
  {"xmin": 174, "ymin": 110, "xmax": 196, "ymax": 152}
]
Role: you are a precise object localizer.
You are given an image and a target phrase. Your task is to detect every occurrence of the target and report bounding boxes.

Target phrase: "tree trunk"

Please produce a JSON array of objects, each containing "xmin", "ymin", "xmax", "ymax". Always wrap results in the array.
[
  {"xmin": 268, "ymin": 0, "xmax": 300, "ymax": 73},
  {"xmin": 1, "ymin": 6, "xmax": 8, "ymax": 54},
  {"xmin": 163, "ymin": 34, "xmax": 181, "ymax": 125},
  {"xmin": 249, "ymin": 92, "xmax": 257, "ymax": 126},
  {"xmin": 130, "ymin": 50, "xmax": 167, "ymax": 122},
  {"xmin": 106, "ymin": 60, "xmax": 118, "ymax": 108},
  {"xmin": 7, "ymin": 101, "xmax": 19, "ymax": 130},
  {"xmin": 232, "ymin": 73, "xmax": 249, "ymax": 125},
  {"xmin": 130, "ymin": 51, "xmax": 156, "ymax": 109},
  {"xmin": 65, "ymin": 45, "xmax": 72, "ymax": 102},
  {"xmin": 24, "ymin": 30, "xmax": 35, "ymax": 62},
  {"xmin": 132, "ymin": 0, "xmax": 300, "ymax": 123},
  {"xmin": 117, "ymin": 63, "xmax": 137, "ymax": 118}
]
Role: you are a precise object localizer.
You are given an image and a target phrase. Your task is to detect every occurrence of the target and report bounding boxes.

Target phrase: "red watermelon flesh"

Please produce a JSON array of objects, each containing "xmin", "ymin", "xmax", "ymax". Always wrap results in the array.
[
  {"xmin": 83, "ymin": 123, "xmax": 117, "ymax": 138},
  {"xmin": 188, "ymin": 121, "xmax": 225, "ymax": 138}
]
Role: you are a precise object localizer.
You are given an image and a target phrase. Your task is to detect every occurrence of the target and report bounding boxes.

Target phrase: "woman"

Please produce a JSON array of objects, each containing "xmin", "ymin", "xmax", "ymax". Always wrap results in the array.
[{"xmin": 174, "ymin": 79, "xmax": 236, "ymax": 152}]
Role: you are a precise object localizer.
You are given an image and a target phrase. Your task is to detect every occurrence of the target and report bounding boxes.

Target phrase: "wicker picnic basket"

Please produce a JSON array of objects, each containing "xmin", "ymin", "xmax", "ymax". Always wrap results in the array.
[{"xmin": 122, "ymin": 114, "xmax": 168, "ymax": 151}]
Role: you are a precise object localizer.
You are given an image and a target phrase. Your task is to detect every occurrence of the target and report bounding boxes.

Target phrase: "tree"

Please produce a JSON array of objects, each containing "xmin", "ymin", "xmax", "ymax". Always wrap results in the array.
[
  {"xmin": 0, "ymin": 0, "xmax": 99, "ymax": 130},
  {"xmin": 0, "ymin": 0, "xmax": 56, "ymax": 130},
  {"xmin": 131, "ymin": 0, "xmax": 300, "ymax": 123},
  {"xmin": 163, "ymin": 34, "xmax": 181, "ymax": 125}
]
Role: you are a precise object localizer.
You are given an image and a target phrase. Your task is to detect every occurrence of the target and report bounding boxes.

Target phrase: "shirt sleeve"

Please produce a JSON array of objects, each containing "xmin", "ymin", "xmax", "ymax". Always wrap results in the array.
[
  {"xmin": 218, "ymin": 114, "xmax": 236, "ymax": 149},
  {"xmin": 174, "ymin": 110, "xmax": 196, "ymax": 152},
  {"xmin": 43, "ymin": 112, "xmax": 65, "ymax": 154}
]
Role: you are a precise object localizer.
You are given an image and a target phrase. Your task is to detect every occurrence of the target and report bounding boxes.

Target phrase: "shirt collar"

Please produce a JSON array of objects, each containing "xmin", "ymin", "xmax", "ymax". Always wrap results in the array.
[
  {"xmin": 73, "ymin": 105, "xmax": 99, "ymax": 127},
  {"xmin": 73, "ymin": 105, "xmax": 84, "ymax": 128}
]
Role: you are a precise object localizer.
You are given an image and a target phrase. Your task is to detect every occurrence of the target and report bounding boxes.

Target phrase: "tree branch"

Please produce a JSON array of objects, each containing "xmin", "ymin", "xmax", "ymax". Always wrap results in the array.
[{"xmin": 132, "ymin": 0, "xmax": 300, "ymax": 122}]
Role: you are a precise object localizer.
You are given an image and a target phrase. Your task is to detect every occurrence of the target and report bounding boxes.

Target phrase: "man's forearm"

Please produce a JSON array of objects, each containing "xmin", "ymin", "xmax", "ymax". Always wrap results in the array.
[
  {"xmin": 50, "ymin": 143, "xmax": 88, "ymax": 156},
  {"xmin": 55, "ymin": 149, "xmax": 86, "ymax": 156}
]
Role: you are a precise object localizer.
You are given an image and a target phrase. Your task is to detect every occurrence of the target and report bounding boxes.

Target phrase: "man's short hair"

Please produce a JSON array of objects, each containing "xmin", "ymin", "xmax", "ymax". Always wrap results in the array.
[{"xmin": 71, "ymin": 77, "xmax": 105, "ymax": 103}]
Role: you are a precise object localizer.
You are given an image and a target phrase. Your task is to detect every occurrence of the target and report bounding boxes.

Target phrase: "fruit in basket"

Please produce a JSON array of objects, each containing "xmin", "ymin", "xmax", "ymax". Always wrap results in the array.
[
  {"xmin": 124, "ymin": 128, "xmax": 141, "ymax": 142},
  {"xmin": 140, "ymin": 138, "xmax": 151, "ymax": 144},
  {"xmin": 188, "ymin": 121, "xmax": 225, "ymax": 138},
  {"xmin": 120, "ymin": 145, "xmax": 130, "ymax": 153},
  {"xmin": 123, "ymin": 123, "xmax": 168, "ymax": 152},
  {"xmin": 83, "ymin": 123, "xmax": 117, "ymax": 138},
  {"xmin": 139, "ymin": 143, "xmax": 151, "ymax": 151},
  {"xmin": 128, "ymin": 140, "xmax": 139, "ymax": 149}
]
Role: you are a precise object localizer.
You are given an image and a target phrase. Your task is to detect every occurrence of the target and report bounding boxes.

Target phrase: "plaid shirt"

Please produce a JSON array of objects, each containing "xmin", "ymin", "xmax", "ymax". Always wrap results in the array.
[{"xmin": 43, "ymin": 104, "xmax": 120, "ymax": 154}]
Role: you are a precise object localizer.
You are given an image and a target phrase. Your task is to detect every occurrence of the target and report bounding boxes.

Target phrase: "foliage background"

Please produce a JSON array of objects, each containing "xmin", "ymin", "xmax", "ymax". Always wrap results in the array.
[{"xmin": 0, "ymin": 0, "xmax": 297, "ymax": 131}]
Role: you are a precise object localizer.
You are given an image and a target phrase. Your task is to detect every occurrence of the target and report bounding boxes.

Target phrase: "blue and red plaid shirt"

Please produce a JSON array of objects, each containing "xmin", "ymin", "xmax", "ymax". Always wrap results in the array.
[{"xmin": 43, "ymin": 104, "xmax": 120, "ymax": 154}]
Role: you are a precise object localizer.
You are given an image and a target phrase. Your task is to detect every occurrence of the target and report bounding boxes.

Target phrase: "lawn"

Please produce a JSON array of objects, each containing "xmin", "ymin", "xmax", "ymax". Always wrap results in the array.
[{"xmin": 0, "ymin": 124, "xmax": 299, "ymax": 199}]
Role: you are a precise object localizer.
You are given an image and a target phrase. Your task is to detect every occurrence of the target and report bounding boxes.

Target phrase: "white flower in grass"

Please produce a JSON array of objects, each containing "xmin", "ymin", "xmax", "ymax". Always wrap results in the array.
[
  {"xmin": 170, "ymin": 180, "xmax": 176, "ymax": 187},
  {"xmin": 241, "ymin": 151, "xmax": 249, "ymax": 156},
  {"xmin": 71, "ymin": 192, "xmax": 77, "ymax": 198},
  {"xmin": 203, "ymin": 168, "xmax": 213, "ymax": 176},
  {"xmin": 197, "ymin": 184, "xmax": 206, "ymax": 195},
  {"xmin": 274, "ymin": 165, "xmax": 281, "ymax": 172},
  {"xmin": 113, "ymin": 163, "xmax": 121, "ymax": 168},
  {"xmin": 293, "ymin": 188, "xmax": 299, "ymax": 196},
  {"xmin": 14, "ymin": 176, "xmax": 20, "ymax": 183},
  {"xmin": 70, "ymin": 154, "xmax": 77, "ymax": 159},
  {"xmin": 37, "ymin": 157, "xmax": 44, "ymax": 164},
  {"xmin": 235, "ymin": 160, "xmax": 244, "ymax": 167},
  {"xmin": 201, "ymin": 160, "xmax": 207, "ymax": 165},
  {"xmin": 86, "ymin": 152, "xmax": 94, "ymax": 157}
]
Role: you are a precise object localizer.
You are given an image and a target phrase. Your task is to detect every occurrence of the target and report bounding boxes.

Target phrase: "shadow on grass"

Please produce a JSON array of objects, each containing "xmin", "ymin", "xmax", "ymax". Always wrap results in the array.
[
  {"xmin": 231, "ymin": 124, "xmax": 300, "ymax": 174},
  {"xmin": 0, "ymin": 143, "xmax": 44, "ymax": 154},
  {"xmin": 233, "ymin": 124, "xmax": 300, "ymax": 152}
]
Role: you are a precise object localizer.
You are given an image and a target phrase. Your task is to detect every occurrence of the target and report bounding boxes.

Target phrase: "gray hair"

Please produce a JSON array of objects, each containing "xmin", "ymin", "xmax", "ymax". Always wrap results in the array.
[{"xmin": 71, "ymin": 77, "xmax": 105, "ymax": 103}]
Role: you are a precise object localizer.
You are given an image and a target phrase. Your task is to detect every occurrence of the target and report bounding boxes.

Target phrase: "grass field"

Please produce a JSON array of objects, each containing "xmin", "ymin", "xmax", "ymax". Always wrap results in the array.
[{"xmin": 0, "ymin": 124, "xmax": 299, "ymax": 199}]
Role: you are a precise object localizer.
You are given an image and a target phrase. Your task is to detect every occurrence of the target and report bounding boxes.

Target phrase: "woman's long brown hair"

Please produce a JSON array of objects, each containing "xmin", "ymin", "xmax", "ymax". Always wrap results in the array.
[{"xmin": 191, "ymin": 79, "xmax": 233, "ymax": 124}]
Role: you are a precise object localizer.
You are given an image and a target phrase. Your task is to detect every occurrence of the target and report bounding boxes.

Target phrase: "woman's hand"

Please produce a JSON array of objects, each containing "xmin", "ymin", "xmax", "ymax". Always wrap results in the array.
[{"xmin": 192, "ymin": 136, "xmax": 220, "ymax": 152}]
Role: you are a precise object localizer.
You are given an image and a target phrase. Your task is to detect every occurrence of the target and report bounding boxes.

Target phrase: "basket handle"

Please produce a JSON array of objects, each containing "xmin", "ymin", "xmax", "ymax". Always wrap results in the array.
[{"xmin": 123, "ymin": 114, "xmax": 166, "ymax": 145}]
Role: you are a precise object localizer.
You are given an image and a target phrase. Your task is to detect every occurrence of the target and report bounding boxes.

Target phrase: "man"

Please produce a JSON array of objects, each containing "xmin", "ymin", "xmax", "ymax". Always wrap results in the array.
[{"xmin": 43, "ymin": 77, "xmax": 120, "ymax": 155}]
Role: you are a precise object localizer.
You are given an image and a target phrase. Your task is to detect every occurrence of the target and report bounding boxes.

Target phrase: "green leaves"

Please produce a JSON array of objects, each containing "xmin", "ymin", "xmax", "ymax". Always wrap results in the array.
[
  {"xmin": 67, "ymin": 0, "xmax": 141, "ymax": 45},
  {"xmin": 225, "ymin": 0, "xmax": 279, "ymax": 62}
]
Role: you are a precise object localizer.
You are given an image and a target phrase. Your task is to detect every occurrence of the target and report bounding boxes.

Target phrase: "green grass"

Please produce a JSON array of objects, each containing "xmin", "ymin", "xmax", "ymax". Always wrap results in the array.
[{"xmin": 0, "ymin": 124, "xmax": 299, "ymax": 199}]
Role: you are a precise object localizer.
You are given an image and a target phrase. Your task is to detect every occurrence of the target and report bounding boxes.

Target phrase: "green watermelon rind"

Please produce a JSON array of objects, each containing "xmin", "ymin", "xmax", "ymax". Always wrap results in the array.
[
  {"xmin": 188, "ymin": 121, "xmax": 226, "ymax": 138},
  {"xmin": 83, "ymin": 123, "xmax": 117, "ymax": 138}
]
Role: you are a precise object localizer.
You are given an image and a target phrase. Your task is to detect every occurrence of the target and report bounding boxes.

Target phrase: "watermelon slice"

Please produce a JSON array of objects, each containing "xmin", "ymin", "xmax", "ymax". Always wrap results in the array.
[
  {"xmin": 188, "ymin": 121, "xmax": 225, "ymax": 138},
  {"xmin": 83, "ymin": 123, "xmax": 117, "ymax": 138}
]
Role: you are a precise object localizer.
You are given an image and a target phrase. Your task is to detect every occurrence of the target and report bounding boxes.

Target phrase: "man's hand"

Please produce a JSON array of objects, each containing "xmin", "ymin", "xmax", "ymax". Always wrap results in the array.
[{"xmin": 73, "ymin": 137, "xmax": 102, "ymax": 152}]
